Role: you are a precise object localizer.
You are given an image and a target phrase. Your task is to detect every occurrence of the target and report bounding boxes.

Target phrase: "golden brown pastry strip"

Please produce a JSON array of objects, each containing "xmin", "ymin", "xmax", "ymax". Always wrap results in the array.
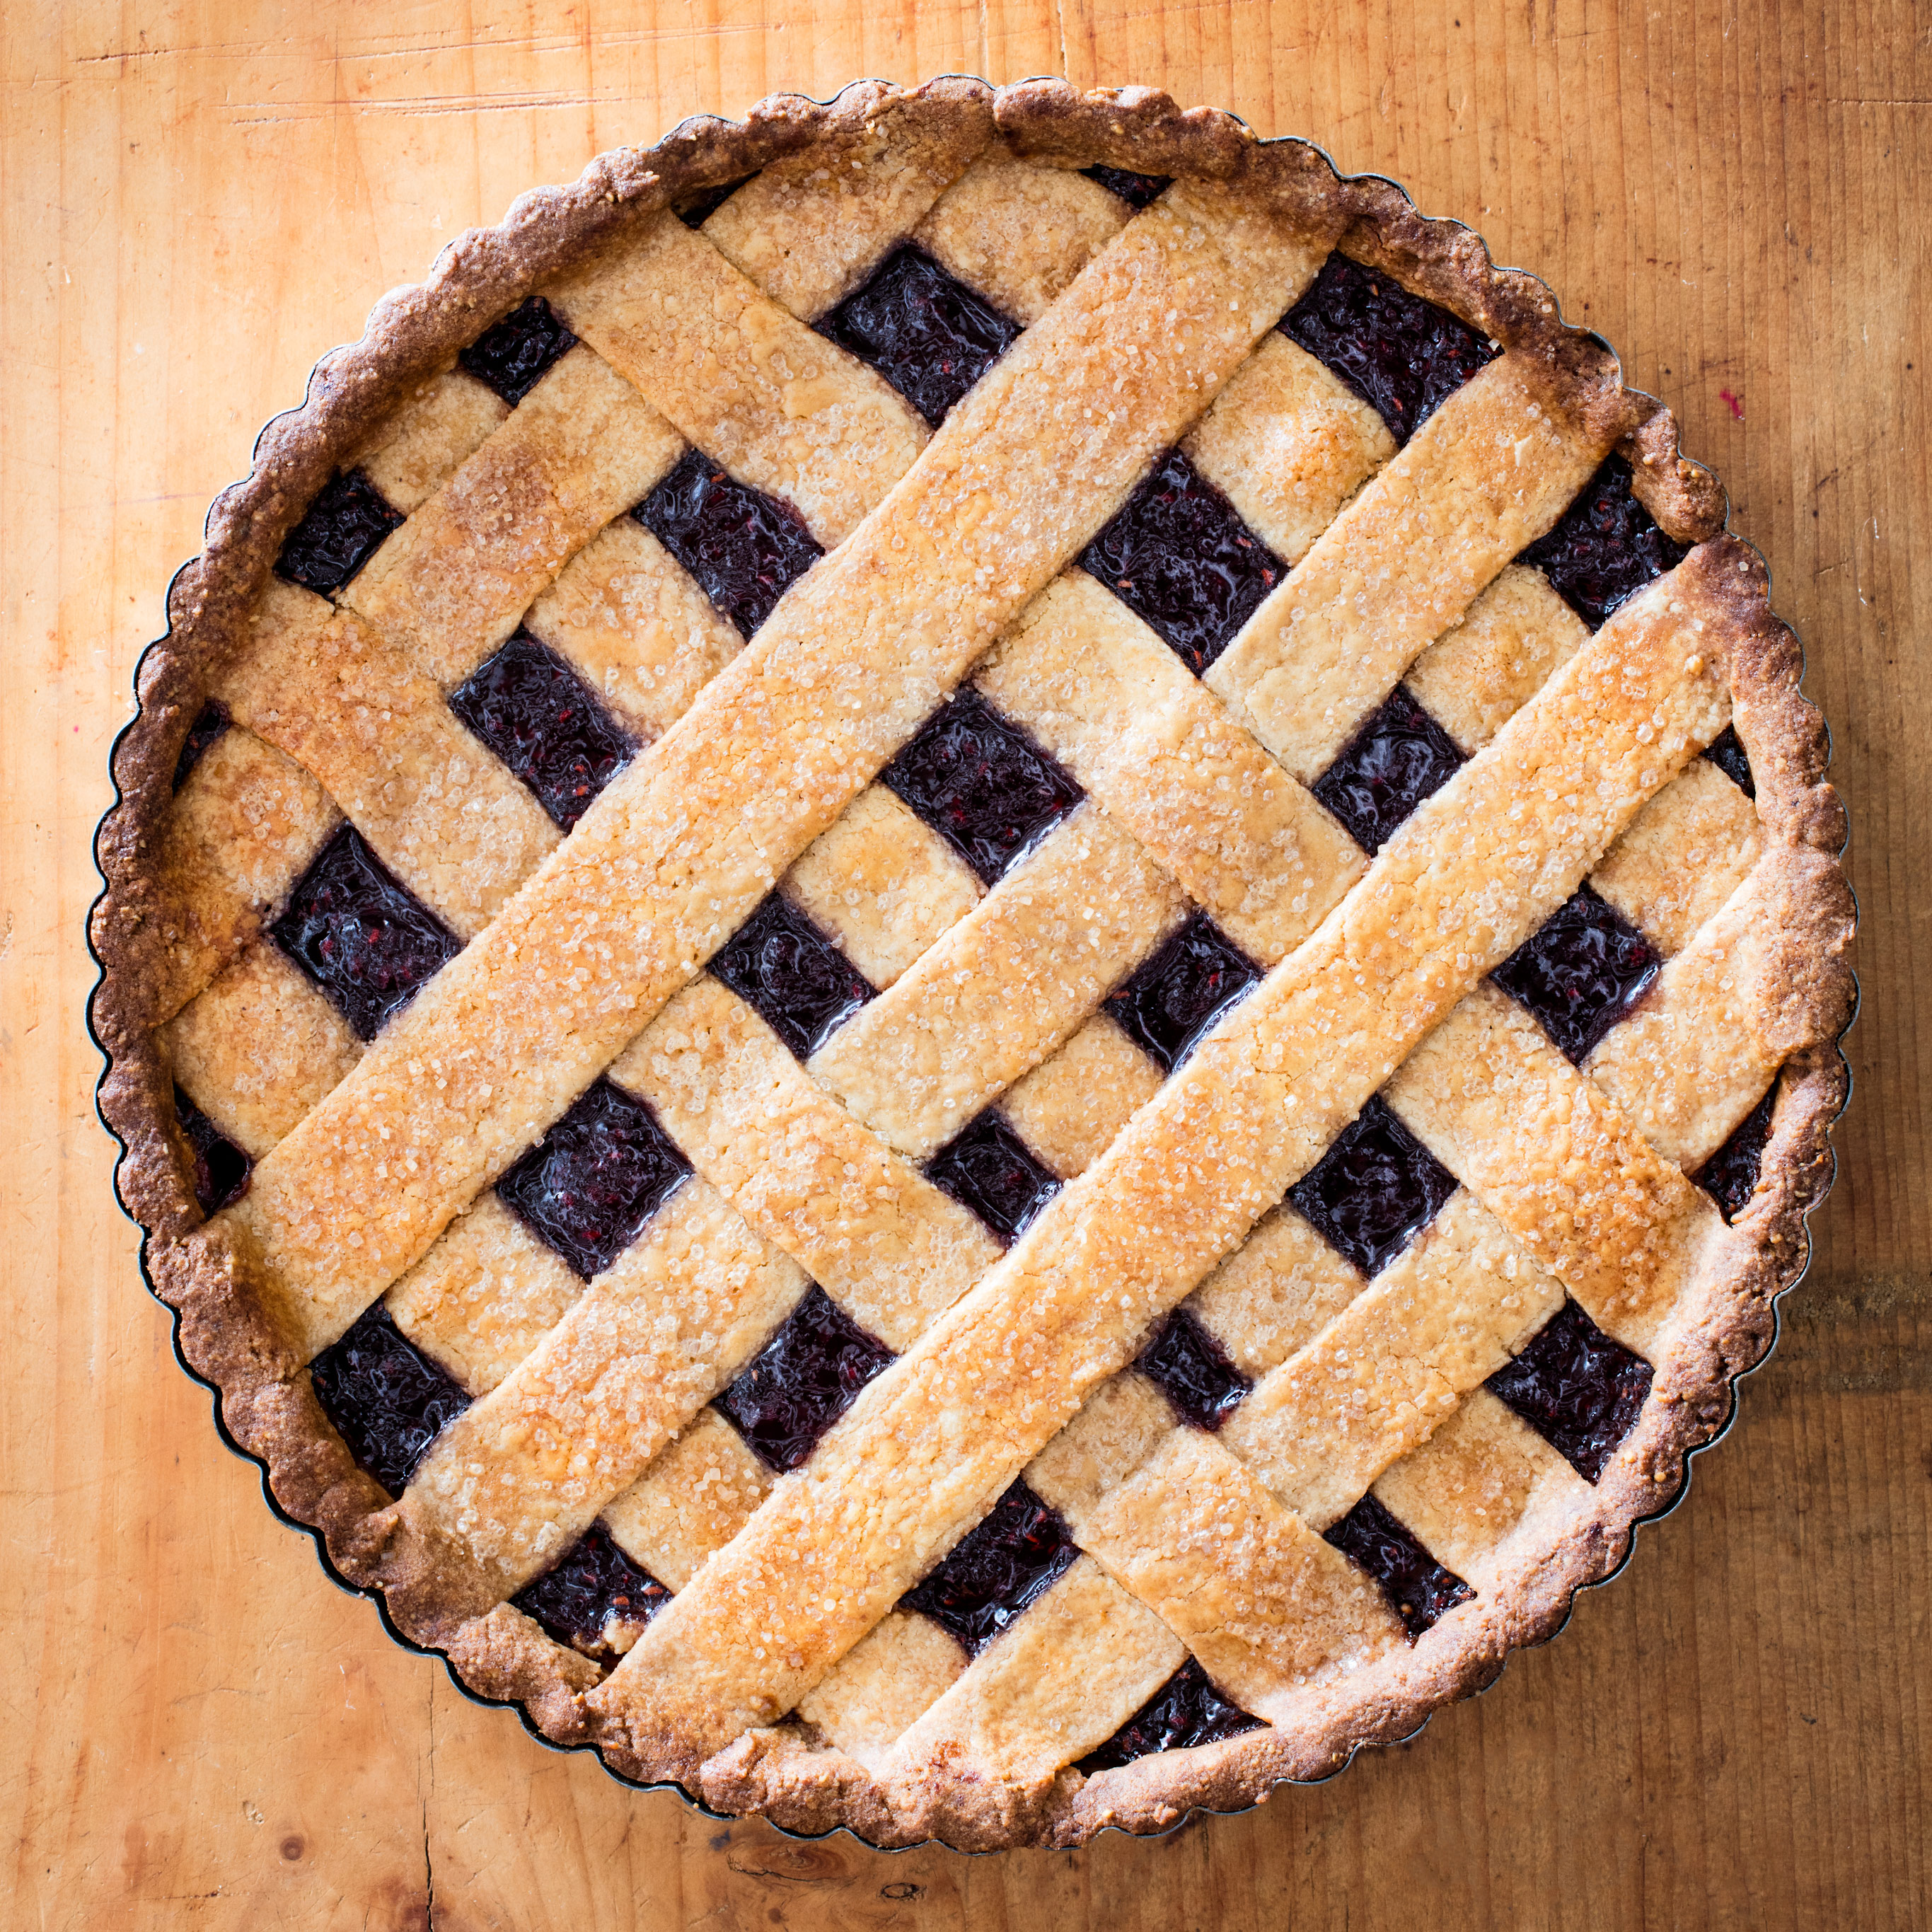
[
  {"xmin": 1384, "ymin": 983, "xmax": 1718, "ymax": 1357},
  {"xmin": 1208, "ymin": 353, "xmax": 1618, "ymax": 782},
  {"xmin": 613, "ymin": 979, "xmax": 1000, "ymax": 1353},
  {"xmin": 344, "ymin": 347, "xmax": 686, "ymax": 686},
  {"xmin": 224, "ymin": 580, "xmax": 560, "ymax": 937},
  {"xmin": 400, "ymin": 1179, "xmax": 806, "ymax": 1597},
  {"xmin": 808, "ymin": 801, "xmax": 1186, "ymax": 1159},
  {"xmin": 978, "ymin": 572, "xmax": 1363, "ymax": 966}
]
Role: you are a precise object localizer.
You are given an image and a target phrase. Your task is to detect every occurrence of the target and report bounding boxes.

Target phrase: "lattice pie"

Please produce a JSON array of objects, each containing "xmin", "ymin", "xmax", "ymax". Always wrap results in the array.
[{"xmin": 93, "ymin": 79, "xmax": 1854, "ymax": 1849}]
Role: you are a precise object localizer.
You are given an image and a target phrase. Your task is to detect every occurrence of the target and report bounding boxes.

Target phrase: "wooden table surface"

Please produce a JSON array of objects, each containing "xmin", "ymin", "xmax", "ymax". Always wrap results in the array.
[{"xmin": 3, "ymin": 3, "xmax": 1926, "ymax": 1926}]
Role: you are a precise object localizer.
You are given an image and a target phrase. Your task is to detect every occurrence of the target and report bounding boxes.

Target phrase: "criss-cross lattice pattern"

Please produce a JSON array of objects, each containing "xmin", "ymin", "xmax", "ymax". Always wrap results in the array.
[{"xmin": 152, "ymin": 104, "xmax": 1822, "ymax": 1831}]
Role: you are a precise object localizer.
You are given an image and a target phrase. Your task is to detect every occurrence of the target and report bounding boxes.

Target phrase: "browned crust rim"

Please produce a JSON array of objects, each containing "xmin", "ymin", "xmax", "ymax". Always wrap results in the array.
[{"xmin": 89, "ymin": 76, "xmax": 1855, "ymax": 1854}]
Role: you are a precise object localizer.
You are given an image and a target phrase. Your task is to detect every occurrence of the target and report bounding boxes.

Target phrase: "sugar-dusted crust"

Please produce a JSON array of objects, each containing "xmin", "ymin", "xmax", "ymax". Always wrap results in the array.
[{"xmin": 92, "ymin": 78, "xmax": 1853, "ymax": 1853}]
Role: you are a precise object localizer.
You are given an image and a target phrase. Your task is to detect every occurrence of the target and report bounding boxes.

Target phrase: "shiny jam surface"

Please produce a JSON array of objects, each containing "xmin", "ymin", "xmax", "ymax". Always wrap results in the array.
[
  {"xmin": 269, "ymin": 824, "xmax": 463, "ymax": 1041},
  {"xmin": 1077, "ymin": 1658, "xmax": 1263, "ymax": 1773},
  {"xmin": 274, "ymin": 468, "xmax": 405, "ymax": 596},
  {"xmin": 712, "ymin": 1285, "xmax": 896, "ymax": 1474},
  {"xmin": 510, "ymin": 1522, "xmax": 671, "ymax": 1662},
  {"xmin": 449, "ymin": 630, "xmax": 633, "ymax": 830},
  {"xmin": 1486, "ymin": 1298, "xmax": 1653, "ymax": 1483},
  {"xmin": 881, "ymin": 688, "xmax": 1083, "ymax": 886},
  {"xmin": 1490, "ymin": 884, "xmax": 1661, "ymax": 1065},
  {"xmin": 901, "ymin": 1481, "xmax": 1080, "ymax": 1655},
  {"xmin": 494, "ymin": 1077, "xmax": 691, "ymax": 1280},
  {"xmin": 925, "ymin": 1111, "xmax": 1062, "ymax": 1245},
  {"xmin": 1280, "ymin": 252, "xmax": 1498, "ymax": 445},
  {"xmin": 1322, "ymin": 1491, "xmax": 1474, "ymax": 1639},
  {"xmin": 1288, "ymin": 1095, "xmax": 1459, "ymax": 1280},
  {"xmin": 1078, "ymin": 448, "xmax": 1284, "ymax": 676},
  {"xmin": 172, "ymin": 1084, "xmax": 250, "ymax": 1215},
  {"xmin": 709, "ymin": 893, "xmax": 875, "ymax": 1062},
  {"xmin": 1103, "ymin": 913, "xmax": 1263, "ymax": 1075},
  {"xmin": 457, "ymin": 294, "xmax": 578, "ymax": 406},
  {"xmin": 632, "ymin": 447, "xmax": 823, "ymax": 638},
  {"xmin": 1136, "ymin": 1306, "xmax": 1251, "ymax": 1433},
  {"xmin": 1312, "ymin": 683, "xmax": 1468, "ymax": 855},
  {"xmin": 1517, "ymin": 455, "xmax": 1690, "ymax": 628},
  {"xmin": 1694, "ymin": 1082, "xmax": 1779, "ymax": 1223},
  {"xmin": 309, "ymin": 1302, "xmax": 472, "ymax": 1498},
  {"xmin": 817, "ymin": 245, "xmax": 1022, "ymax": 427}
]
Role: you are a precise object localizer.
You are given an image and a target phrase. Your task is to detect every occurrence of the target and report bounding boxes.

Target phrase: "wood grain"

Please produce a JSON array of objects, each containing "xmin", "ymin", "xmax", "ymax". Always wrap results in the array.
[{"xmin": 2, "ymin": 2, "xmax": 1926, "ymax": 1926}]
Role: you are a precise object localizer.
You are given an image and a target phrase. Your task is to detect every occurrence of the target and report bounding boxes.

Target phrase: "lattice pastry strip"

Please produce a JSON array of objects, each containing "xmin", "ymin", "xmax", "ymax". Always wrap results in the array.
[
  {"xmin": 517, "ymin": 514, "xmax": 746, "ymax": 745},
  {"xmin": 1368, "ymin": 1389, "xmax": 1592, "ymax": 1595},
  {"xmin": 397, "ymin": 1176, "xmax": 806, "ymax": 1603},
  {"xmin": 221, "ymin": 579, "xmax": 560, "ymax": 937},
  {"xmin": 1207, "ymin": 353, "xmax": 1614, "ymax": 781},
  {"xmin": 356, "ymin": 368, "xmax": 511, "ymax": 515},
  {"xmin": 699, "ymin": 86, "xmax": 998, "ymax": 323},
  {"xmin": 342, "ymin": 347, "xmax": 688, "ymax": 687},
  {"xmin": 809, "ymin": 799, "xmax": 1186, "ymax": 1158},
  {"xmin": 163, "ymin": 942, "xmax": 362, "ymax": 1162},
  {"xmin": 153, "ymin": 723, "xmax": 341, "ymax": 1023}
]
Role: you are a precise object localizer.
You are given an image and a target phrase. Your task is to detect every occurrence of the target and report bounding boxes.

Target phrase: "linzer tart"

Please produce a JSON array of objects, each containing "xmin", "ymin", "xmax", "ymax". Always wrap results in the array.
[{"xmin": 92, "ymin": 78, "xmax": 1854, "ymax": 1850}]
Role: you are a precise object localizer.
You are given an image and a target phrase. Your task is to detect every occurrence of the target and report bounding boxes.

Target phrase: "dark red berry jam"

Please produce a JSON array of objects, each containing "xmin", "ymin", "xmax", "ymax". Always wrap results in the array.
[
  {"xmin": 457, "ymin": 295, "xmax": 579, "ymax": 407},
  {"xmin": 1077, "ymin": 1656, "xmax": 1263, "ymax": 1772},
  {"xmin": 1081, "ymin": 166, "xmax": 1172, "ymax": 209},
  {"xmin": 1702, "ymin": 723, "xmax": 1757, "ymax": 797},
  {"xmin": 817, "ymin": 246, "xmax": 1022, "ymax": 427},
  {"xmin": 1312, "ymin": 684, "xmax": 1468, "ymax": 854},
  {"xmin": 173, "ymin": 700, "xmax": 231, "ymax": 792},
  {"xmin": 881, "ymin": 688, "xmax": 1083, "ymax": 886},
  {"xmin": 708, "ymin": 893, "xmax": 875, "ymax": 1063},
  {"xmin": 1078, "ymin": 448, "xmax": 1284, "ymax": 676},
  {"xmin": 1104, "ymin": 913, "xmax": 1263, "ymax": 1075},
  {"xmin": 1136, "ymin": 1305, "xmax": 1252, "ymax": 1433},
  {"xmin": 1288, "ymin": 1095, "xmax": 1459, "ymax": 1280},
  {"xmin": 510, "ymin": 1522, "xmax": 672, "ymax": 1662},
  {"xmin": 1694, "ymin": 1080, "xmax": 1778, "ymax": 1222},
  {"xmin": 712, "ymin": 1284, "xmax": 896, "ymax": 1474},
  {"xmin": 448, "ymin": 630, "xmax": 633, "ymax": 830},
  {"xmin": 902, "ymin": 1481, "xmax": 1080, "ymax": 1655},
  {"xmin": 1517, "ymin": 456, "xmax": 1691, "ymax": 628},
  {"xmin": 1322, "ymin": 1490, "xmax": 1474, "ymax": 1639},
  {"xmin": 1280, "ymin": 252, "xmax": 1498, "ymax": 445},
  {"xmin": 269, "ymin": 824, "xmax": 463, "ymax": 1041},
  {"xmin": 309, "ymin": 1301, "xmax": 472, "ymax": 1498},
  {"xmin": 1486, "ymin": 1297, "xmax": 1653, "ymax": 1483},
  {"xmin": 494, "ymin": 1077, "xmax": 691, "ymax": 1280},
  {"xmin": 274, "ymin": 468, "xmax": 405, "ymax": 597},
  {"xmin": 674, "ymin": 173, "xmax": 756, "ymax": 228},
  {"xmin": 1490, "ymin": 884, "xmax": 1660, "ymax": 1065},
  {"xmin": 925, "ymin": 1111, "xmax": 1062, "ymax": 1246},
  {"xmin": 632, "ymin": 447, "xmax": 823, "ymax": 638},
  {"xmin": 172, "ymin": 1084, "xmax": 250, "ymax": 1215}
]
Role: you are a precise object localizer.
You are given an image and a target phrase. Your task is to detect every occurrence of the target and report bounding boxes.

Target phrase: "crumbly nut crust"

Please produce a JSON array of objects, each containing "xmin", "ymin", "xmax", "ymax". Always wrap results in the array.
[{"xmin": 92, "ymin": 78, "xmax": 1853, "ymax": 1852}]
